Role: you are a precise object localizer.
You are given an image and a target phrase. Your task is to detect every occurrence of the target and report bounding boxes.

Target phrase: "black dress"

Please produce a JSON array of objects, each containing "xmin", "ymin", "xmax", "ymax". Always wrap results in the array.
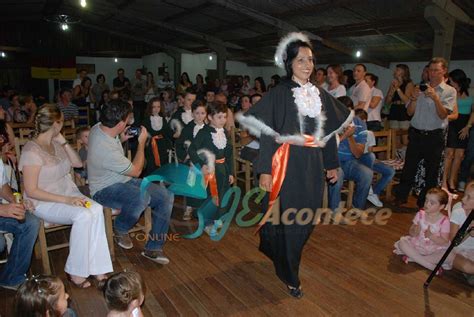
[
  {"xmin": 142, "ymin": 115, "xmax": 174, "ymax": 176},
  {"xmin": 240, "ymin": 79, "xmax": 351, "ymax": 288}
]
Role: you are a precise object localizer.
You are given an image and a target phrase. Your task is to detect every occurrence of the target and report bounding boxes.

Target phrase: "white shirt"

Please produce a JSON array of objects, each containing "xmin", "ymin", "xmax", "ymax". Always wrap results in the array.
[
  {"xmin": 350, "ymin": 80, "xmax": 371, "ymax": 111},
  {"xmin": 73, "ymin": 78, "xmax": 82, "ymax": 88},
  {"xmin": 368, "ymin": 87, "xmax": 384, "ymax": 122},
  {"xmin": 326, "ymin": 84, "xmax": 346, "ymax": 98},
  {"xmin": 451, "ymin": 202, "xmax": 474, "ymax": 250},
  {"xmin": 364, "ymin": 130, "xmax": 376, "ymax": 153}
]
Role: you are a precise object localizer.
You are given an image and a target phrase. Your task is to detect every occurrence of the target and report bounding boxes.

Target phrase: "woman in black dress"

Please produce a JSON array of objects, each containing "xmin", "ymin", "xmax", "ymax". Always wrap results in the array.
[{"xmin": 237, "ymin": 32, "xmax": 352, "ymax": 298}]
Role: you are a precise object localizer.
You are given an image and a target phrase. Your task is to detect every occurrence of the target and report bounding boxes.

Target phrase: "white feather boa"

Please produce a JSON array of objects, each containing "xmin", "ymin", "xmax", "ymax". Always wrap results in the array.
[
  {"xmin": 169, "ymin": 119, "xmax": 183, "ymax": 138},
  {"xmin": 236, "ymin": 110, "xmax": 354, "ymax": 147},
  {"xmin": 274, "ymin": 32, "xmax": 311, "ymax": 68},
  {"xmin": 197, "ymin": 149, "xmax": 215, "ymax": 173}
]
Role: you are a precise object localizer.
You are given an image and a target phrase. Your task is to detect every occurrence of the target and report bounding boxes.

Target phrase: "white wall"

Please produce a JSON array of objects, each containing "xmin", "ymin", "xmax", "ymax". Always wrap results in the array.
[
  {"xmin": 142, "ymin": 53, "xmax": 175, "ymax": 82},
  {"xmin": 181, "ymin": 53, "xmax": 216, "ymax": 82},
  {"xmin": 75, "ymin": 56, "xmax": 143, "ymax": 87}
]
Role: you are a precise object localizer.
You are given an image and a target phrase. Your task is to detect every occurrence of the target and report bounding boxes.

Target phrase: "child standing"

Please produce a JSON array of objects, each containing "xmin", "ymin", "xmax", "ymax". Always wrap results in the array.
[
  {"xmin": 141, "ymin": 97, "xmax": 173, "ymax": 176},
  {"xmin": 15, "ymin": 275, "xmax": 78, "ymax": 317},
  {"xmin": 74, "ymin": 127, "xmax": 90, "ymax": 182},
  {"xmin": 187, "ymin": 102, "xmax": 234, "ymax": 234},
  {"xmin": 103, "ymin": 271, "xmax": 145, "ymax": 317},
  {"xmin": 394, "ymin": 187, "xmax": 451, "ymax": 272},
  {"xmin": 175, "ymin": 100, "xmax": 207, "ymax": 220}
]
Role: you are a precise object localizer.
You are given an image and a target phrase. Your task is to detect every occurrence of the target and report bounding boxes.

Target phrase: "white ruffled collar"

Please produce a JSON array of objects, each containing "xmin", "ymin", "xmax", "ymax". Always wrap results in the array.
[
  {"xmin": 193, "ymin": 122, "xmax": 205, "ymax": 138},
  {"xmin": 211, "ymin": 127, "xmax": 227, "ymax": 149},
  {"xmin": 292, "ymin": 82, "xmax": 322, "ymax": 118},
  {"xmin": 181, "ymin": 108, "xmax": 193, "ymax": 124},
  {"xmin": 150, "ymin": 115, "xmax": 163, "ymax": 131}
]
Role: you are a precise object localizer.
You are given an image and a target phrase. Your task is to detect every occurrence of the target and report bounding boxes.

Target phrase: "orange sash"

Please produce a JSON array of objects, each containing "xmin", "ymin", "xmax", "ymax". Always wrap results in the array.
[
  {"xmin": 204, "ymin": 158, "xmax": 226, "ymax": 205},
  {"xmin": 256, "ymin": 135, "xmax": 319, "ymax": 233},
  {"xmin": 151, "ymin": 135, "xmax": 164, "ymax": 167}
]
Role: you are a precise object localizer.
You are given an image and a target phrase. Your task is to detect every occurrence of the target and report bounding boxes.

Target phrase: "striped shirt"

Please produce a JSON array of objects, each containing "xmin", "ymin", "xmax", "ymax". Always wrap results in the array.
[{"xmin": 57, "ymin": 101, "xmax": 79, "ymax": 120}]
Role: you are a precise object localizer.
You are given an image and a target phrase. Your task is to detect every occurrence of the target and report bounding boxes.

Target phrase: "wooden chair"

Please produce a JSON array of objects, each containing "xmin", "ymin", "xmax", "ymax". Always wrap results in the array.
[
  {"xmin": 37, "ymin": 221, "xmax": 72, "ymax": 275},
  {"xmin": 372, "ymin": 130, "xmax": 394, "ymax": 200},
  {"xmin": 62, "ymin": 119, "xmax": 76, "ymax": 144},
  {"xmin": 341, "ymin": 180, "xmax": 355, "ymax": 209},
  {"xmin": 104, "ymin": 207, "xmax": 152, "ymax": 261},
  {"xmin": 230, "ymin": 127, "xmax": 254, "ymax": 192}
]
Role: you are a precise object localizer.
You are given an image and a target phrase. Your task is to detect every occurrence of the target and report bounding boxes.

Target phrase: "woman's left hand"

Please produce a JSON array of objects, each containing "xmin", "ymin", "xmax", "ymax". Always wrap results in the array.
[
  {"xmin": 326, "ymin": 169, "xmax": 338, "ymax": 184},
  {"xmin": 53, "ymin": 133, "xmax": 67, "ymax": 145}
]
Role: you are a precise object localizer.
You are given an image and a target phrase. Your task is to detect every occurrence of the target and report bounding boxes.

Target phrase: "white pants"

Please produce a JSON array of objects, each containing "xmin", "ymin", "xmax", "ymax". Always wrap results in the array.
[{"xmin": 34, "ymin": 200, "xmax": 113, "ymax": 277}]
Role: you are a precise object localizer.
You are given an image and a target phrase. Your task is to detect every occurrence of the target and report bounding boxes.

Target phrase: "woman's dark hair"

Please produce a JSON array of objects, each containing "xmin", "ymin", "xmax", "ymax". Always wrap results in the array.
[
  {"xmin": 100, "ymin": 99, "xmax": 133, "ymax": 128},
  {"xmin": 81, "ymin": 76, "xmax": 92, "ymax": 87},
  {"xmin": 365, "ymin": 73, "xmax": 379, "ymax": 86},
  {"xmin": 96, "ymin": 74, "xmax": 106, "ymax": 83},
  {"xmin": 180, "ymin": 72, "xmax": 191, "ymax": 85},
  {"xmin": 254, "ymin": 77, "xmax": 267, "ymax": 92},
  {"xmin": 196, "ymin": 74, "xmax": 204, "ymax": 84},
  {"xmin": 449, "ymin": 69, "xmax": 471, "ymax": 96},
  {"xmin": 271, "ymin": 74, "xmax": 281, "ymax": 85},
  {"xmin": 284, "ymin": 40, "xmax": 316, "ymax": 79},
  {"xmin": 99, "ymin": 89, "xmax": 110, "ymax": 108},
  {"xmin": 192, "ymin": 100, "xmax": 207, "ymax": 113},
  {"xmin": 316, "ymin": 68, "xmax": 327, "ymax": 76},
  {"xmin": 343, "ymin": 70, "xmax": 355, "ymax": 89},
  {"xmin": 355, "ymin": 109, "xmax": 368, "ymax": 121},
  {"xmin": 207, "ymin": 101, "xmax": 228, "ymax": 117},
  {"xmin": 337, "ymin": 96, "xmax": 354, "ymax": 109},
  {"xmin": 395, "ymin": 64, "xmax": 412, "ymax": 84},
  {"xmin": 145, "ymin": 97, "xmax": 164, "ymax": 117}
]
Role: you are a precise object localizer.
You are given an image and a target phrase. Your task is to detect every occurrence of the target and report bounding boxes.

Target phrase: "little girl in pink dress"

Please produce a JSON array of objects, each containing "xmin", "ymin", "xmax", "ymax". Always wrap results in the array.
[{"xmin": 394, "ymin": 188, "xmax": 451, "ymax": 272}]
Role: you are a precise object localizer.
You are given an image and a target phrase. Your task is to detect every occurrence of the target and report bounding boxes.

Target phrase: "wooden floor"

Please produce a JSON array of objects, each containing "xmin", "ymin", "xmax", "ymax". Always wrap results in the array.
[{"xmin": 1, "ymin": 199, "xmax": 473, "ymax": 316}]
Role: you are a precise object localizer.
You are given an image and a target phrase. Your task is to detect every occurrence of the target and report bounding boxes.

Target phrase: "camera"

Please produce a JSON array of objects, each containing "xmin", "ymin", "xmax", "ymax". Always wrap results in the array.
[
  {"xmin": 419, "ymin": 82, "xmax": 429, "ymax": 92},
  {"xmin": 127, "ymin": 126, "xmax": 141, "ymax": 137}
]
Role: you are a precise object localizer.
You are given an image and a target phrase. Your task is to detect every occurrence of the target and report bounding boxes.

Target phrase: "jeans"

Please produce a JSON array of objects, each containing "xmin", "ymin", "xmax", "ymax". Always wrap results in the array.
[
  {"xmin": 0, "ymin": 212, "xmax": 40, "ymax": 287},
  {"xmin": 328, "ymin": 159, "xmax": 373, "ymax": 212},
  {"xmin": 358, "ymin": 152, "xmax": 395, "ymax": 195},
  {"xmin": 459, "ymin": 127, "xmax": 474, "ymax": 183},
  {"xmin": 93, "ymin": 178, "xmax": 174, "ymax": 251}
]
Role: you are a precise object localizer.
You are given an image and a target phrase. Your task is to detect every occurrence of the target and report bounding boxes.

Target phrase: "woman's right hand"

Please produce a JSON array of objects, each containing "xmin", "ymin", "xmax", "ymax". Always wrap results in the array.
[
  {"xmin": 65, "ymin": 196, "xmax": 87, "ymax": 207},
  {"xmin": 259, "ymin": 174, "xmax": 273, "ymax": 192},
  {"xmin": 459, "ymin": 126, "xmax": 470, "ymax": 140}
]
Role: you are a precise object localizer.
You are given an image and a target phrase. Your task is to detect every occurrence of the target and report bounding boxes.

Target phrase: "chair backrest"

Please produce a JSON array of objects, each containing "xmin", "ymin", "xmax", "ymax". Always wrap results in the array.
[
  {"xmin": 391, "ymin": 129, "xmax": 408, "ymax": 160},
  {"xmin": 62, "ymin": 119, "xmax": 76, "ymax": 144},
  {"xmin": 372, "ymin": 130, "xmax": 392, "ymax": 159}
]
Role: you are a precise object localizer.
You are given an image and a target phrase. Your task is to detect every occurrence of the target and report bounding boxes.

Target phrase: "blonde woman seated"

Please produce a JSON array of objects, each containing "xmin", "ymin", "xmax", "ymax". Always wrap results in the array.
[{"xmin": 19, "ymin": 104, "xmax": 113, "ymax": 288}]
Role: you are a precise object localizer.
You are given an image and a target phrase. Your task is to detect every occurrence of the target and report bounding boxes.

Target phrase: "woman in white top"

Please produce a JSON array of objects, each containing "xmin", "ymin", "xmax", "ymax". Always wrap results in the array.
[
  {"xmin": 325, "ymin": 64, "xmax": 346, "ymax": 98},
  {"xmin": 364, "ymin": 73, "xmax": 384, "ymax": 131},
  {"xmin": 19, "ymin": 104, "xmax": 113, "ymax": 288}
]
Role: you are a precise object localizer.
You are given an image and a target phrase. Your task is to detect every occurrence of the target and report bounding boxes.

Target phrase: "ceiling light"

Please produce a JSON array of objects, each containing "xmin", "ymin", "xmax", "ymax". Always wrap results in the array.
[
  {"xmin": 114, "ymin": 58, "xmax": 118, "ymax": 63},
  {"xmin": 355, "ymin": 50, "xmax": 362, "ymax": 58},
  {"xmin": 0, "ymin": 52, "xmax": 6, "ymax": 58},
  {"xmin": 61, "ymin": 23, "xmax": 69, "ymax": 31},
  {"xmin": 209, "ymin": 55, "xmax": 213, "ymax": 61},
  {"xmin": 80, "ymin": 0, "xmax": 87, "ymax": 8}
]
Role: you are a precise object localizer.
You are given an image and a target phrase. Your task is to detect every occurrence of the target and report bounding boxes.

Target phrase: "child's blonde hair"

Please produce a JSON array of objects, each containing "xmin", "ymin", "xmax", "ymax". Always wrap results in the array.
[
  {"xmin": 102, "ymin": 271, "xmax": 145, "ymax": 312},
  {"xmin": 14, "ymin": 275, "xmax": 64, "ymax": 317},
  {"xmin": 76, "ymin": 126, "xmax": 90, "ymax": 141}
]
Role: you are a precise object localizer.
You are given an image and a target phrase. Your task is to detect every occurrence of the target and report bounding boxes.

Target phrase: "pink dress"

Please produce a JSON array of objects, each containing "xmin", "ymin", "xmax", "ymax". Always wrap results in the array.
[{"xmin": 394, "ymin": 210, "xmax": 450, "ymax": 256}]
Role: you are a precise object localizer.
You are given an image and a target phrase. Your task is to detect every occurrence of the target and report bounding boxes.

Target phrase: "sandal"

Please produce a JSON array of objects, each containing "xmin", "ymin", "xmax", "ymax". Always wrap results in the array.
[
  {"xmin": 402, "ymin": 255, "xmax": 409, "ymax": 264},
  {"xmin": 67, "ymin": 275, "xmax": 91, "ymax": 289}
]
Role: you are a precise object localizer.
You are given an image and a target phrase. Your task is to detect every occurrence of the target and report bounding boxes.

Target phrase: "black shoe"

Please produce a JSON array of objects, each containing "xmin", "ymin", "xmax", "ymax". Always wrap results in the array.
[{"xmin": 287, "ymin": 285, "xmax": 303, "ymax": 299}]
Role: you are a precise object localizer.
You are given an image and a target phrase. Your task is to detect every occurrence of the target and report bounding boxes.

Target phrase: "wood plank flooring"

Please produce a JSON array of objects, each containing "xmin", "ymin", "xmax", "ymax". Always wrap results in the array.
[{"xmin": 1, "ymin": 200, "xmax": 473, "ymax": 316}]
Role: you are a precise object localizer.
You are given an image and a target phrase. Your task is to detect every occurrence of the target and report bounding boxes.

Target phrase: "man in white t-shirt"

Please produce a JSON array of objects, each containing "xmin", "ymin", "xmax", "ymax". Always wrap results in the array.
[
  {"xmin": 73, "ymin": 69, "xmax": 87, "ymax": 88},
  {"xmin": 365, "ymin": 73, "xmax": 384, "ymax": 131},
  {"xmin": 349, "ymin": 64, "xmax": 371, "ymax": 111}
]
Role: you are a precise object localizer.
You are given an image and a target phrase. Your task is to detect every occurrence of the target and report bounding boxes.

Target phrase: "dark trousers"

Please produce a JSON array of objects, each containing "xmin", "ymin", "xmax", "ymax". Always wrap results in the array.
[
  {"xmin": 396, "ymin": 127, "xmax": 444, "ymax": 207},
  {"xmin": 459, "ymin": 127, "xmax": 474, "ymax": 183}
]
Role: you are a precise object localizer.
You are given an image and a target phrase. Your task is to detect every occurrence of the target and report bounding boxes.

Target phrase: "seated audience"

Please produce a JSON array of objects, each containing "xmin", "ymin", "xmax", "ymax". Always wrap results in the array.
[
  {"xmin": 74, "ymin": 127, "xmax": 90, "ymax": 181},
  {"xmin": 88, "ymin": 100, "xmax": 174, "ymax": 264},
  {"xmin": 57, "ymin": 88, "xmax": 79, "ymax": 121},
  {"xmin": 328, "ymin": 96, "xmax": 372, "ymax": 214},
  {"xmin": 20, "ymin": 104, "xmax": 112, "ymax": 288},
  {"xmin": 0, "ymin": 159, "xmax": 39, "ymax": 291},
  {"xmin": 157, "ymin": 72, "xmax": 175, "ymax": 90}
]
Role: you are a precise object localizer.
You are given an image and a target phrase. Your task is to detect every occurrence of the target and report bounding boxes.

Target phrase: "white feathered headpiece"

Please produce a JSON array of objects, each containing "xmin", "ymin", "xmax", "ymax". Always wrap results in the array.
[{"xmin": 274, "ymin": 32, "xmax": 311, "ymax": 69}]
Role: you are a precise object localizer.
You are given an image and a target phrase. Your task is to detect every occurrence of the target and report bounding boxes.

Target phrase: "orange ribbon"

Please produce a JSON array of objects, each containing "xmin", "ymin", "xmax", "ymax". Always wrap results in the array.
[
  {"xmin": 255, "ymin": 135, "xmax": 319, "ymax": 233},
  {"xmin": 204, "ymin": 158, "xmax": 226, "ymax": 205},
  {"xmin": 151, "ymin": 135, "xmax": 164, "ymax": 167}
]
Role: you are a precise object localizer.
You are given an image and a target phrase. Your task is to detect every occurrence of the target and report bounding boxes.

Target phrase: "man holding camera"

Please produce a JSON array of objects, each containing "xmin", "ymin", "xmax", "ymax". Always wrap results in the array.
[
  {"xmin": 394, "ymin": 57, "xmax": 456, "ymax": 208},
  {"xmin": 88, "ymin": 99, "xmax": 174, "ymax": 264}
]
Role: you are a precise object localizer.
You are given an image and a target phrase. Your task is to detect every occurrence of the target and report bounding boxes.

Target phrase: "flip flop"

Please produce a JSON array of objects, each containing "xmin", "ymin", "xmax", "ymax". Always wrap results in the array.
[{"xmin": 67, "ymin": 275, "xmax": 91, "ymax": 289}]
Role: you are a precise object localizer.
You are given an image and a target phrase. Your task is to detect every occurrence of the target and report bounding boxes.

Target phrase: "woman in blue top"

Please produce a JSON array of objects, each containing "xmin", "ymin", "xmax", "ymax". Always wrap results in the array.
[{"xmin": 443, "ymin": 69, "xmax": 473, "ymax": 192}]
